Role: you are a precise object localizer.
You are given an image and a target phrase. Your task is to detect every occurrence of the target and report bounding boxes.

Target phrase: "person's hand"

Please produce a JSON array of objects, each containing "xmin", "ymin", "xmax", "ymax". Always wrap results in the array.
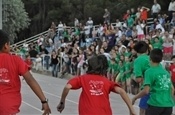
[
  {"xmin": 42, "ymin": 103, "xmax": 51, "ymax": 115},
  {"xmin": 132, "ymin": 97, "xmax": 136, "ymax": 105},
  {"xmin": 57, "ymin": 102, "xmax": 65, "ymax": 113}
]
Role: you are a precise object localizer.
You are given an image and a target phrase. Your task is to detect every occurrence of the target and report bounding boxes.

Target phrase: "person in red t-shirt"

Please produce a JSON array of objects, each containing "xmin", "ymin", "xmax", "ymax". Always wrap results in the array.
[
  {"xmin": 25, "ymin": 55, "xmax": 32, "ymax": 70},
  {"xmin": 169, "ymin": 55, "xmax": 175, "ymax": 88},
  {"xmin": 0, "ymin": 30, "xmax": 51, "ymax": 115},
  {"xmin": 140, "ymin": 6, "xmax": 150, "ymax": 21},
  {"xmin": 57, "ymin": 55, "xmax": 136, "ymax": 115}
]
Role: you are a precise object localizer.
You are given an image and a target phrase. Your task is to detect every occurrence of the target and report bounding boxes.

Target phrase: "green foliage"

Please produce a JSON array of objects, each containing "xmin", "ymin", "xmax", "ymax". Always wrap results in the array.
[{"xmin": 2, "ymin": 0, "xmax": 30, "ymax": 43}]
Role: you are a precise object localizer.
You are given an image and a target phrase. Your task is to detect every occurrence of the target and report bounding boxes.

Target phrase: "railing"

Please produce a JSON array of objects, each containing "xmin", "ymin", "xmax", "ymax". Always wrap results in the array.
[
  {"xmin": 11, "ymin": 17, "xmax": 154, "ymax": 49},
  {"xmin": 10, "ymin": 23, "xmax": 117, "ymax": 49}
]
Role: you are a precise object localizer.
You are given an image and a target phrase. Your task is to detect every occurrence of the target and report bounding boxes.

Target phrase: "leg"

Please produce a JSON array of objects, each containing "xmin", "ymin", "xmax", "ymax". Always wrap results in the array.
[
  {"xmin": 126, "ymin": 78, "xmax": 131, "ymax": 94},
  {"xmin": 140, "ymin": 108, "xmax": 145, "ymax": 115},
  {"xmin": 52, "ymin": 65, "xmax": 56, "ymax": 77}
]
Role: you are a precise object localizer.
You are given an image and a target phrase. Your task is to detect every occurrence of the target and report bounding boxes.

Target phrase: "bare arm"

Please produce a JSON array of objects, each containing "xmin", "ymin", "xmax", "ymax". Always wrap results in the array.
[
  {"xmin": 114, "ymin": 87, "xmax": 136, "ymax": 115},
  {"xmin": 60, "ymin": 84, "xmax": 72, "ymax": 102},
  {"xmin": 23, "ymin": 71, "xmax": 47, "ymax": 102},
  {"xmin": 23, "ymin": 71, "xmax": 51, "ymax": 114},
  {"xmin": 57, "ymin": 84, "xmax": 72, "ymax": 113},
  {"xmin": 132, "ymin": 85, "xmax": 150, "ymax": 105}
]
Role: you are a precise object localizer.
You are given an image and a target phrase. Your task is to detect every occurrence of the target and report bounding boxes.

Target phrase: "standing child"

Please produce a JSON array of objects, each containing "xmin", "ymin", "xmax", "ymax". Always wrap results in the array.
[
  {"xmin": 115, "ymin": 60, "xmax": 125, "ymax": 87},
  {"xmin": 123, "ymin": 56, "xmax": 132, "ymax": 93},
  {"xmin": 132, "ymin": 49, "xmax": 174, "ymax": 115},
  {"xmin": 57, "ymin": 55, "xmax": 136, "ymax": 115},
  {"xmin": 77, "ymin": 48, "xmax": 85, "ymax": 75},
  {"xmin": 0, "ymin": 30, "xmax": 51, "ymax": 114},
  {"xmin": 133, "ymin": 41, "xmax": 150, "ymax": 115}
]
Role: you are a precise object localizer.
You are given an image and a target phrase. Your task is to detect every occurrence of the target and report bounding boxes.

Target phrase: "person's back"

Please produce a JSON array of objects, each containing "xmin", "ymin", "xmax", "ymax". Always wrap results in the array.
[
  {"xmin": 0, "ymin": 30, "xmax": 51, "ymax": 115},
  {"xmin": 0, "ymin": 53, "xmax": 29, "ymax": 114},
  {"xmin": 134, "ymin": 54, "xmax": 150, "ymax": 77},
  {"xmin": 145, "ymin": 65, "xmax": 174, "ymax": 107},
  {"xmin": 68, "ymin": 74, "xmax": 117, "ymax": 114},
  {"xmin": 132, "ymin": 48, "xmax": 174, "ymax": 115},
  {"xmin": 57, "ymin": 55, "xmax": 136, "ymax": 115}
]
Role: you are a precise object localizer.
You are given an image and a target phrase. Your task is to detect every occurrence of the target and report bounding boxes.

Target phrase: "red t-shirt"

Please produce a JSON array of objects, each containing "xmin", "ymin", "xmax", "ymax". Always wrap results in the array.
[
  {"xmin": 140, "ymin": 9, "xmax": 148, "ymax": 21},
  {"xmin": 0, "ymin": 53, "xmax": 28, "ymax": 114},
  {"xmin": 25, "ymin": 59, "xmax": 32, "ymax": 70},
  {"xmin": 169, "ymin": 64, "xmax": 175, "ymax": 83},
  {"xmin": 68, "ymin": 74, "xmax": 120, "ymax": 115}
]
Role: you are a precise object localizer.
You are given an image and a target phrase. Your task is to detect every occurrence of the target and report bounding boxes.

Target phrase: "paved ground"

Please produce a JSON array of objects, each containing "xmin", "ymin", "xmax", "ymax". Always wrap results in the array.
[{"xmin": 19, "ymin": 72, "xmax": 141, "ymax": 115}]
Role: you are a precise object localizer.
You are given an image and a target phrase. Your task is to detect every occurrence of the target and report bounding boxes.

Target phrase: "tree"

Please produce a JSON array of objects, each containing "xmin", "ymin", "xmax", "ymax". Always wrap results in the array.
[{"xmin": 2, "ymin": 0, "xmax": 30, "ymax": 43}]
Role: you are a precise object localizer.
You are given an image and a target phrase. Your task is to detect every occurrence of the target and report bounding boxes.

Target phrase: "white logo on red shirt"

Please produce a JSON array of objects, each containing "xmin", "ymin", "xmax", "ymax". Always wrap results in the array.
[
  {"xmin": 89, "ymin": 80, "xmax": 104, "ymax": 96},
  {"xmin": 173, "ymin": 68, "xmax": 175, "ymax": 72},
  {"xmin": 0, "ymin": 68, "xmax": 10, "ymax": 84}
]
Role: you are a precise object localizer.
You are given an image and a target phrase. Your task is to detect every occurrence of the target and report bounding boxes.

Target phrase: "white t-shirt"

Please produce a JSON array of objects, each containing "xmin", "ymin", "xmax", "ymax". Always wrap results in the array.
[
  {"xmin": 156, "ymin": 24, "xmax": 165, "ymax": 34},
  {"xmin": 136, "ymin": 24, "xmax": 144, "ymax": 35},
  {"xmin": 152, "ymin": 4, "xmax": 161, "ymax": 13},
  {"xmin": 115, "ymin": 30, "xmax": 122, "ymax": 38},
  {"xmin": 58, "ymin": 24, "xmax": 64, "ymax": 31},
  {"xmin": 84, "ymin": 26, "xmax": 90, "ymax": 35},
  {"xmin": 168, "ymin": 1, "xmax": 175, "ymax": 11},
  {"xmin": 87, "ymin": 20, "xmax": 93, "ymax": 28},
  {"xmin": 116, "ymin": 22, "xmax": 122, "ymax": 28}
]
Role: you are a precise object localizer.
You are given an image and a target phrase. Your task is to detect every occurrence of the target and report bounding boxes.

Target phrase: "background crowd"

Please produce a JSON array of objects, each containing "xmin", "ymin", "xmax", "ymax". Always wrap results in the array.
[{"xmin": 12, "ymin": 0, "xmax": 175, "ymax": 94}]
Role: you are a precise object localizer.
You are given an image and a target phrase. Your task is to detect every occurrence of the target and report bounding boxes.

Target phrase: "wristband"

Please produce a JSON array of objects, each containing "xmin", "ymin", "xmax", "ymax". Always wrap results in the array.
[{"xmin": 41, "ymin": 99, "xmax": 48, "ymax": 104}]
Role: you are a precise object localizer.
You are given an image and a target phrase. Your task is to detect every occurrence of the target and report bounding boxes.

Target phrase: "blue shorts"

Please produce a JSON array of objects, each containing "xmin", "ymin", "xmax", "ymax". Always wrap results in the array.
[{"xmin": 139, "ymin": 94, "xmax": 150, "ymax": 109}]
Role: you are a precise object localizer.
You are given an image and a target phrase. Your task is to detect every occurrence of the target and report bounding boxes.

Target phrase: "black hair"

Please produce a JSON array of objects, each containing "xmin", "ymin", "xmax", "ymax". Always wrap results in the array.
[
  {"xmin": 150, "ymin": 48, "xmax": 163, "ymax": 63},
  {"xmin": 171, "ymin": 55, "xmax": 175, "ymax": 60},
  {"xmin": 0, "ymin": 30, "xmax": 10, "ymax": 50},
  {"xmin": 127, "ymin": 46, "xmax": 132, "ymax": 52},
  {"xmin": 133, "ymin": 41, "xmax": 148, "ymax": 54},
  {"xmin": 86, "ymin": 55, "xmax": 108, "ymax": 76}
]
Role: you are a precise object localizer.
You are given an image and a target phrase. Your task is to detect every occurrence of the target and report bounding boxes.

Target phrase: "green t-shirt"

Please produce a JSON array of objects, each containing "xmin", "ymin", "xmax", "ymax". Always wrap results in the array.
[
  {"xmin": 127, "ymin": 17, "xmax": 134, "ymax": 27},
  {"xmin": 133, "ymin": 54, "xmax": 150, "ymax": 78},
  {"xmin": 144, "ymin": 65, "xmax": 174, "ymax": 107},
  {"xmin": 124, "ymin": 62, "xmax": 131, "ymax": 78},
  {"xmin": 152, "ymin": 42, "xmax": 162, "ymax": 49},
  {"xmin": 124, "ymin": 52, "xmax": 132, "ymax": 57}
]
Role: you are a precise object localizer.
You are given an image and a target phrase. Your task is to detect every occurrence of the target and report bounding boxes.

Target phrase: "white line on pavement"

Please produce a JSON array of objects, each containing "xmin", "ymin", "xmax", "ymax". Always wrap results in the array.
[
  {"xmin": 22, "ymin": 101, "xmax": 43, "ymax": 113},
  {"xmin": 43, "ymin": 91, "xmax": 78, "ymax": 104}
]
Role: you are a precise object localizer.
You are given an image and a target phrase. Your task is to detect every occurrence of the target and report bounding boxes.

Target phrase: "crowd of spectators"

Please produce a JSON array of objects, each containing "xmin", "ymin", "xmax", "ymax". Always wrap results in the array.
[{"xmin": 12, "ymin": 0, "xmax": 175, "ymax": 94}]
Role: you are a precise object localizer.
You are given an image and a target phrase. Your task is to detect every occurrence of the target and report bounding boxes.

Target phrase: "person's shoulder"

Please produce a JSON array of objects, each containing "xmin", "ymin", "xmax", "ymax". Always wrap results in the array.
[{"xmin": 145, "ymin": 67, "xmax": 153, "ymax": 74}]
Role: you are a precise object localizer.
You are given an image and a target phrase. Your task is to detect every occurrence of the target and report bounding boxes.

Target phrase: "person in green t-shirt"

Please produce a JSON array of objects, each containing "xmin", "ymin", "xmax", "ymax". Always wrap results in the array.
[
  {"xmin": 152, "ymin": 37, "xmax": 162, "ymax": 49},
  {"xmin": 133, "ymin": 41, "xmax": 150, "ymax": 115},
  {"xmin": 132, "ymin": 49, "xmax": 174, "ymax": 115},
  {"xmin": 115, "ymin": 60, "xmax": 125, "ymax": 87},
  {"xmin": 108, "ymin": 58, "xmax": 118, "ymax": 81},
  {"xmin": 123, "ymin": 56, "xmax": 132, "ymax": 94}
]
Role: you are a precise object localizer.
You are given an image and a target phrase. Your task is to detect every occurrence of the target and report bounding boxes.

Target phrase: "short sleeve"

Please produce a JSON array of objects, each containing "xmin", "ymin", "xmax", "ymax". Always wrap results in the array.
[
  {"xmin": 133, "ymin": 59, "xmax": 142, "ymax": 78},
  {"xmin": 67, "ymin": 77, "xmax": 82, "ymax": 89},
  {"xmin": 143, "ymin": 70, "xmax": 152, "ymax": 86},
  {"xmin": 16, "ymin": 56, "xmax": 28, "ymax": 76},
  {"xmin": 109, "ymin": 81, "xmax": 121, "ymax": 92}
]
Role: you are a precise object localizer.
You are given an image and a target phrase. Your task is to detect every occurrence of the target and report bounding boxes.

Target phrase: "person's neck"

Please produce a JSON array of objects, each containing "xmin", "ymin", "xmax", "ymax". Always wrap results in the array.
[
  {"xmin": 151, "ymin": 63, "xmax": 159, "ymax": 67},
  {"xmin": 137, "ymin": 53, "xmax": 146, "ymax": 56}
]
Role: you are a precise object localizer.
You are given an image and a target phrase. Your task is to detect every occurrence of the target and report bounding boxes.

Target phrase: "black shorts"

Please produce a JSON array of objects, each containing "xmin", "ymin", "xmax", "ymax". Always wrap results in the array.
[
  {"xmin": 146, "ymin": 105, "xmax": 172, "ymax": 115},
  {"xmin": 131, "ymin": 79, "xmax": 139, "ymax": 88}
]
